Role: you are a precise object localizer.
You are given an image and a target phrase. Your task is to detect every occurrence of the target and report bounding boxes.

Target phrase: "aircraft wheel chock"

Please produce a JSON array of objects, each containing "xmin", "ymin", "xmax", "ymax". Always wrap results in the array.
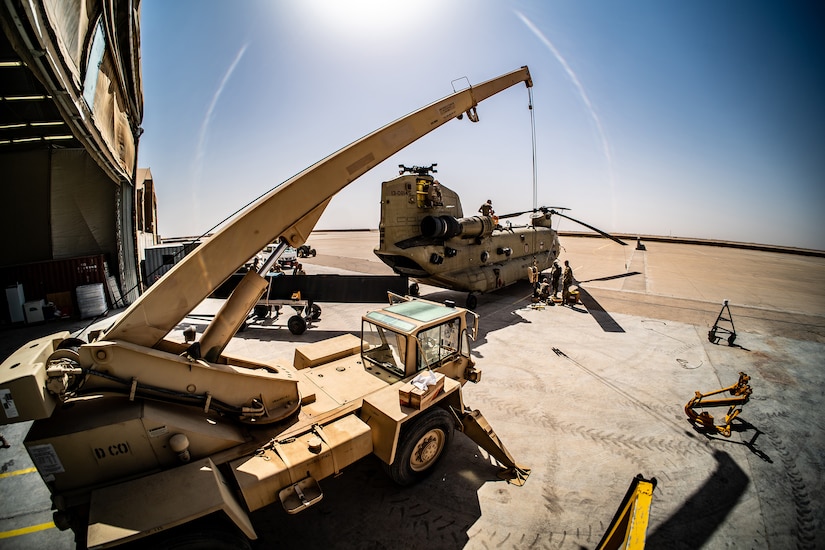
[
  {"xmin": 288, "ymin": 315, "xmax": 307, "ymax": 335},
  {"xmin": 384, "ymin": 407, "xmax": 453, "ymax": 486}
]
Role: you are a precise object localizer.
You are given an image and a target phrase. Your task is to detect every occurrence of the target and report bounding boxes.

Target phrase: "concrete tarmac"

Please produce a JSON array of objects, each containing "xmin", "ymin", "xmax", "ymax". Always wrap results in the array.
[{"xmin": 1, "ymin": 231, "xmax": 823, "ymax": 549}]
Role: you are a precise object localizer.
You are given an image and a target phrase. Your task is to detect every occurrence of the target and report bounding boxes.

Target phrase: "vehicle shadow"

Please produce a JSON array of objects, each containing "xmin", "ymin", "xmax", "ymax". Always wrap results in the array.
[
  {"xmin": 419, "ymin": 283, "xmax": 535, "ymax": 347},
  {"xmin": 249, "ymin": 434, "xmax": 500, "ymax": 549}
]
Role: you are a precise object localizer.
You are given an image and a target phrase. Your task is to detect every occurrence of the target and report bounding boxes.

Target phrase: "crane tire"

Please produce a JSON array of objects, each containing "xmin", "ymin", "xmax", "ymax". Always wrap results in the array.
[{"xmin": 383, "ymin": 407, "xmax": 454, "ymax": 486}]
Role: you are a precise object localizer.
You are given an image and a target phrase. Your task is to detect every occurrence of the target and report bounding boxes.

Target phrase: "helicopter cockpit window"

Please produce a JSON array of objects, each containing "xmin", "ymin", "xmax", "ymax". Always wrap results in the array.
[
  {"xmin": 362, "ymin": 320, "xmax": 407, "ymax": 378},
  {"xmin": 416, "ymin": 318, "xmax": 460, "ymax": 371}
]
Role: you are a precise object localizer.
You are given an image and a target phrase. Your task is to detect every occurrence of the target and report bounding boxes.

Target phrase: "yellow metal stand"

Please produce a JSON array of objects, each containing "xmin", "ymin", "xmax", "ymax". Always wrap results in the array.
[{"xmin": 684, "ymin": 372, "xmax": 752, "ymax": 437}]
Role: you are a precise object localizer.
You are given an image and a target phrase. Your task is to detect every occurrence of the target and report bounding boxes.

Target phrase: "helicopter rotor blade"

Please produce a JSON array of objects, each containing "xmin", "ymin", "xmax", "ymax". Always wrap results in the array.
[
  {"xmin": 550, "ymin": 210, "xmax": 628, "ymax": 246},
  {"xmin": 497, "ymin": 205, "xmax": 570, "ymax": 220},
  {"xmin": 497, "ymin": 209, "xmax": 534, "ymax": 220}
]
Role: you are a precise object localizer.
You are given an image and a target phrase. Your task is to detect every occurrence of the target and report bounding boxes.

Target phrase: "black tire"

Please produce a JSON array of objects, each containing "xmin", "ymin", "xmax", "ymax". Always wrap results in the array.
[
  {"xmin": 708, "ymin": 329, "xmax": 716, "ymax": 342},
  {"xmin": 384, "ymin": 407, "xmax": 454, "ymax": 486},
  {"xmin": 728, "ymin": 334, "xmax": 736, "ymax": 345},
  {"xmin": 465, "ymin": 293, "xmax": 478, "ymax": 310},
  {"xmin": 297, "ymin": 246, "xmax": 307, "ymax": 258},
  {"xmin": 310, "ymin": 248, "xmax": 317, "ymax": 257},
  {"xmin": 409, "ymin": 282, "xmax": 420, "ymax": 296},
  {"xmin": 287, "ymin": 315, "xmax": 307, "ymax": 335},
  {"xmin": 253, "ymin": 304, "xmax": 269, "ymax": 318}
]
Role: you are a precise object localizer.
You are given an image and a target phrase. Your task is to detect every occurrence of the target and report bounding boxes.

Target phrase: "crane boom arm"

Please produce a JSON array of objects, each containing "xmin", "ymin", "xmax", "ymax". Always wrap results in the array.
[{"xmin": 105, "ymin": 67, "xmax": 533, "ymax": 348}]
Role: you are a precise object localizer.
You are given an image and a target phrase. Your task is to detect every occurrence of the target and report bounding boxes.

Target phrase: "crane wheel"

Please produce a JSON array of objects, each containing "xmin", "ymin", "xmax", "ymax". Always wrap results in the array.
[
  {"xmin": 384, "ymin": 407, "xmax": 454, "ymax": 486},
  {"xmin": 288, "ymin": 315, "xmax": 307, "ymax": 335}
]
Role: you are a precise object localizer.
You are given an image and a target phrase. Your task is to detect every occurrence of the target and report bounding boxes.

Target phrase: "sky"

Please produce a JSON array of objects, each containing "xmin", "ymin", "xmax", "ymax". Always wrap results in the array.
[{"xmin": 137, "ymin": 0, "xmax": 825, "ymax": 250}]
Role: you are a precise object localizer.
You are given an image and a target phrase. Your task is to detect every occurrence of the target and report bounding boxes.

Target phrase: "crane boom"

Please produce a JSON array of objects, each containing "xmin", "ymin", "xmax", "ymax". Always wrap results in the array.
[{"xmin": 106, "ymin": 66, "xmax": 533, "ymax": 348}]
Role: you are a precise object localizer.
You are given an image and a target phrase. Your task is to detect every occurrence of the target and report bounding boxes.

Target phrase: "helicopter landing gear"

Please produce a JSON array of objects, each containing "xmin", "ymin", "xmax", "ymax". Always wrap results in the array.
[
  {"xmin": 465, "ymin": 293, "xmax": 478, "ymax": 310},
  {"xmin": 409, "ymin": 282, "xmax": 420, "ymax": 297}
]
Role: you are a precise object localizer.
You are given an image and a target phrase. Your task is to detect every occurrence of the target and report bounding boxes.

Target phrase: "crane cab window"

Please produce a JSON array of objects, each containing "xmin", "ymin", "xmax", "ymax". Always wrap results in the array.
[
  {"xmin": 362, "ymin": 320, "xmax": 408, "ymax": 378},
  {"xmin": 416, "ymin": 318, "xmax": 460, "ymax": 371}
]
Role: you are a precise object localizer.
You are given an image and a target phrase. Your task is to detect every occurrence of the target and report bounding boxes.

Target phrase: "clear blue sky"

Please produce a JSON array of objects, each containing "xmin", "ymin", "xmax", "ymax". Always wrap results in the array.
[{"xmin": 138, "ymin": 0, "xmax": 825, "ymax": 250}]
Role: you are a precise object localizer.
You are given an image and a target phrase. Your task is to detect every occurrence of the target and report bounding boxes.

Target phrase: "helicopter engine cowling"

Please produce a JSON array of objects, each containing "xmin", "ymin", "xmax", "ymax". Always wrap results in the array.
[
  {"xmin": 421, "ymin": 215, "xmax": 495, "ymax": 240},
  {"xmin": 530, "ymin": 212, "xmax": 553, "ymax": 229}
]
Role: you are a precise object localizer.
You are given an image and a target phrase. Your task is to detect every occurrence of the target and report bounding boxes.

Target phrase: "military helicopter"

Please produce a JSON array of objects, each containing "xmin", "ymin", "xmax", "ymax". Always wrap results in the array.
[{"xmin": 374, "ymin": 164, "xmax": 627, "ymax": 309}]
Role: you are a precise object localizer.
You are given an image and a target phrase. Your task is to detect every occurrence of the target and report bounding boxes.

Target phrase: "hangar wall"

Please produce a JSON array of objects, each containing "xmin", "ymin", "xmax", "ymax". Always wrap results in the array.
[{"xmin": 0, "ymin": 150, "xmax": 51, "ymax": 263}]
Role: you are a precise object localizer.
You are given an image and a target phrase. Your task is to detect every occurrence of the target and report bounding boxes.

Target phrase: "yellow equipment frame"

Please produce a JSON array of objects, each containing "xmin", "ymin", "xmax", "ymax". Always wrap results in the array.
[{"xmin": 684, "ymin": 372, "xmax": 752, "ymax": 437}]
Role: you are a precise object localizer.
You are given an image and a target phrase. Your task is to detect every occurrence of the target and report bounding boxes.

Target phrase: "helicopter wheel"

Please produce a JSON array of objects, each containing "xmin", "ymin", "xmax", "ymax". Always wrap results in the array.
[
  {"xmin": 465, "ymin": 293, "xmax": 478, "ymax": 310},
  {"xmin": 409, "ymin": 282, "xmax": 420, "ymax": 296}
]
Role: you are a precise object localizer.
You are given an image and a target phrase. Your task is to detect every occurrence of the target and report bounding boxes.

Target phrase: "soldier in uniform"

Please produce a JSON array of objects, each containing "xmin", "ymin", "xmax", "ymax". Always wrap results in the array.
[
  {"xmin": 550, "ymin": 261, "xmax": 562, "ymax": 297},
  {"xmin": 562, "ymin": 260, "xmax": 574, "ymax": 305},
  {"xmin": 478, "ymin": 199, "xmax": 495, "ymax": 217}
]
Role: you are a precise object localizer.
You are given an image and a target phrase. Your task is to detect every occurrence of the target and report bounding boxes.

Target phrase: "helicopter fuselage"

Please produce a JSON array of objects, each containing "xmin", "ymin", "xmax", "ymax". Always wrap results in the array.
[{"xmin": 374, "ymin": 173, "xmax": 560, "ymax": 295}]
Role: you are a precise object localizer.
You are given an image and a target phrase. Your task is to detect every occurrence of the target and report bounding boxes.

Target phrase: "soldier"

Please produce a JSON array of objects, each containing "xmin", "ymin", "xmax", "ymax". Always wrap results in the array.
[
  {"xmin": 562, "ymin": 260, "xmax": 574, "ymax": 305},
  {"xmin": 478, "ymin": 199, "xmax": 495, "ymax": 217},
  {"xmin": 427, "ymin": 181, "xmax": 443, "ymax": 207},
  {"xmin": 538, "ymin": 278, "xmax": 551, "ymax": 302},
  {"xmin": 550, "ymin": 261, "xmax": 562, "ymax": 297}
]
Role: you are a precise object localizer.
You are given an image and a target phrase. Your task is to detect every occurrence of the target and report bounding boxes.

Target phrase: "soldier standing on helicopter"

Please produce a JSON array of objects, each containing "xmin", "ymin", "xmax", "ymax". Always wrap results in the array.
[{"xmin": 479, "ymin": 199, "xmax": 495, "ymax": 217}]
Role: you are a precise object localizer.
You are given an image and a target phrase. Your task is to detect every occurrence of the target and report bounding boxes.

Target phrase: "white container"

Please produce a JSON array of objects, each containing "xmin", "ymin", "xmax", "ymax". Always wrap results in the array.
[
  {"xmin": 6, "ymin": 283, "xmax": 25, "ymax": 323},
  {"xmin": 24, "ymin": 300, "xmax": 45, "ymax": 324},
  {"xmin": 76, "ymin": 283, "xmax": 107, "ymax": 319}
]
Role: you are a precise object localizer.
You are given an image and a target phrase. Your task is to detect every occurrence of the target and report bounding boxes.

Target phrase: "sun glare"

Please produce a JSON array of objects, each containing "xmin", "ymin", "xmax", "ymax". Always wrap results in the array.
[{"xmin": 302, "ymin": 0, "xmax": 442, "ymax": 35}]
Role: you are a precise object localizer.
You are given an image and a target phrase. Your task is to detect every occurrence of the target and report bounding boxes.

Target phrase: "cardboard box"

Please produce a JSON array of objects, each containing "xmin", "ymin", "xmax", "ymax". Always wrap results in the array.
[{"xmin": 399, "ymin": 372, "xmax": 445, "ymax": 410}]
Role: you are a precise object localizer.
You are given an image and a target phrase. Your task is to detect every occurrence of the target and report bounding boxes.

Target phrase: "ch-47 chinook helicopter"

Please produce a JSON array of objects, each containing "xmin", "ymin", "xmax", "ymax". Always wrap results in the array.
[{"xmin": 374, "ymin": 164, "xmax": 627, "ymax": 309}]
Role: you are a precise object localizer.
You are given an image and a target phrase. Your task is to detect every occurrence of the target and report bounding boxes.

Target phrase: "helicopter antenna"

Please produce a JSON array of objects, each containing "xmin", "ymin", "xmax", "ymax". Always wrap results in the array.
[{"xmin": 529, "ymin": 87, "xmax": 538, "ymax": 211}]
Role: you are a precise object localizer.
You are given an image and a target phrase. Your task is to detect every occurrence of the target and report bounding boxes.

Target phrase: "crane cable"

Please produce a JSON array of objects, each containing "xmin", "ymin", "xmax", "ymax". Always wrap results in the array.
[{"xmin": 529, "ymin": 87, "xmax": 538, "ymax": 211}]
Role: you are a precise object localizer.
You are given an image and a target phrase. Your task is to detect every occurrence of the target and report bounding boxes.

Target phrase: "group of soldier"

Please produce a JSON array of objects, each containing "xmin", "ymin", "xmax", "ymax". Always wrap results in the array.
[
  {"xmin": 479, "ymin": 200, "xmax": 577, "ymax": 307},
  {"xmin": 535, "ymin": 259, "xmax": 575, "ymax": 305}
]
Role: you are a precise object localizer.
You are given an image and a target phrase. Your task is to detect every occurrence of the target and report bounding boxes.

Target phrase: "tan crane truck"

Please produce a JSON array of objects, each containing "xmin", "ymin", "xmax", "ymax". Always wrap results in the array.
[{"xmin": 0, "ymin": 67, "xmax": 532, "ymax": 549}]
